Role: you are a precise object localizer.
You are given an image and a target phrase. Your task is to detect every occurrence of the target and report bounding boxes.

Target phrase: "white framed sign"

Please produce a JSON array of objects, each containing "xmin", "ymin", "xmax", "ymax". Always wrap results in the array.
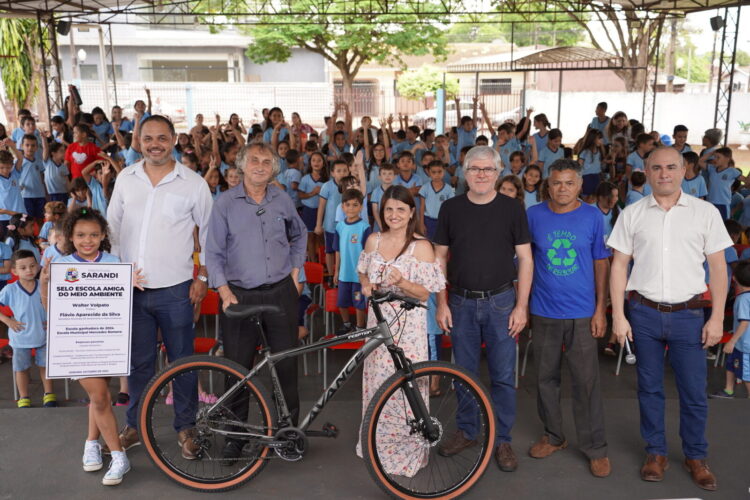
[{"xmin": 46, "ymin": 262, "xmax": 133, "ymax": 379}]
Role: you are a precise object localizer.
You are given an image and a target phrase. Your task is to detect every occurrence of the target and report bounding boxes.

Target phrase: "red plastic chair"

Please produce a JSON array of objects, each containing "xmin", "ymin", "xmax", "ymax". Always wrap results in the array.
[
  {"xmin": 317, "ymin": 246, "xmax": 328, "ymax": 273},
  {"xmin": 199, "ymin": 289, "xmax": 220, "ymax": 342},
  {"xmin": 304, "ymin": 261, "xmax": 325, "ymax": 306},
  {"xmin": 8, "ymin": 273, "xmax": 18, "ymax": 284}
]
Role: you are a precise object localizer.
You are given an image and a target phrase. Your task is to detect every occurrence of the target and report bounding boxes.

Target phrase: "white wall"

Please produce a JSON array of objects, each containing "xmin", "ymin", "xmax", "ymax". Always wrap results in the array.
[{"xmin": 525, "ymin": 90, "xmax": 750, "ymax": 146}]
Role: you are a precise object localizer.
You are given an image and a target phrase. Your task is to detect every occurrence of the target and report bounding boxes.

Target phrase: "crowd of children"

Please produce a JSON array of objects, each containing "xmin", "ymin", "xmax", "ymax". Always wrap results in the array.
[{"xmin": 1, "ymin": 90, "xmax": 750, "ymax": 486}]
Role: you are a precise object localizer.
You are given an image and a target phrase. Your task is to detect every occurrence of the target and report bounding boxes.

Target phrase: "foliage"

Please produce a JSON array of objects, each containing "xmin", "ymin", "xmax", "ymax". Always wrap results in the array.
[
  {"xmin": 229, "ymin": 0, "xmax": 449, "ymax": 96},
  {"xmin": 0, "ymin": 18, "xmax": 39, "ymax": 109},
  {"xmin": 447, "ymin": 11, "xmax": 586, "ymax": 47},
  {"xmin": 396, "ymin": 65, "xmax": 459, "ymax": 101}
]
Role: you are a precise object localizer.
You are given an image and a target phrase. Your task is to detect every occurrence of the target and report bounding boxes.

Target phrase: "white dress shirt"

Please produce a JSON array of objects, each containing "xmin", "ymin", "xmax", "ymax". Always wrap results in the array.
[
  {"xmin": 107, "ymin": 160, "xmax": 213, "ymax": 289},
  {"xmin": 607, "ymin": 191, "xmax": 732, "ymax": 304}
]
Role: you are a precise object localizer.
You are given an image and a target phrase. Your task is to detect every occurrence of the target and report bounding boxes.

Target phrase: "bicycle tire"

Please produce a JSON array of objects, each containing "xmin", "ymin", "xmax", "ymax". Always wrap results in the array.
[
  {"xmin": 361, "ymin": 361, "xmax": 495, "ymax": 499},
  {"xmin": 138, "ymin": 355, "xmax": 277, "ymax": 492}
]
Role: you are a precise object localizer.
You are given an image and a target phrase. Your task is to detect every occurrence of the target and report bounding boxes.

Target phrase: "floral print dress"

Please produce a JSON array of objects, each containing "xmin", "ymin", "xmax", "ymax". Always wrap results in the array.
[{"xmin": 355, "ymin": 233, "xmax": 446, "ymax": 477}]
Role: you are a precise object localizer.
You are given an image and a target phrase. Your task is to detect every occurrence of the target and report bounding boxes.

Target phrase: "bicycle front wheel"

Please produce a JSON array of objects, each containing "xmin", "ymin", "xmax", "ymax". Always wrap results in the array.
[
  {"xmin": 138, "ymin": 355, "xmax": 277, "ymax": 492},
  {"xmin": 361, "ymin": 361, "xmax": 495, "ymax": 499}
]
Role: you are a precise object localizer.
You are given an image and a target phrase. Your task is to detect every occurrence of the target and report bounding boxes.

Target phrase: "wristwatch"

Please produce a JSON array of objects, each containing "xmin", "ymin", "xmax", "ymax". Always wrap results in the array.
[{"xmin": 196, "ymin": 275, "xmax": 208, "ymax": 283}]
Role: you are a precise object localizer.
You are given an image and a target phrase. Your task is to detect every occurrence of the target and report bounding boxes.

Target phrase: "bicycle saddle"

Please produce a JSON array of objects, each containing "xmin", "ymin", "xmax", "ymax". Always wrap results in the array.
[{"xmin": 224, "ymin": 304, "xmax": 283, "ymax": 319}]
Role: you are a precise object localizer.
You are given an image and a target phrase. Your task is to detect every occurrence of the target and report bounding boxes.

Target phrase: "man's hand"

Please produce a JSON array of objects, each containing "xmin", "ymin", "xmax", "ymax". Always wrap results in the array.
[
  {"xmin": 313, "ymin": 224, "xmax": 323, "ymax": 236},
  {"xmin": 612, "ymin": 315, "xmax": 633, "ymax": 346},
  {"xmin": 189, "ymin": 278, "xmax": 208, "ymax": 305},
  {"xmin": 702, "ymin": 317, "xmax": 723, "ymax": 348},
  {"xmin": 508, "ymin": 305, "xmax": 527, "ymax": 338},
  {"xmin": 436, "ymin": 301, "xmax": 453, "ymax": 332},
  {"xmin": 219, "ymin": 287, "xmax": 238, "ymax": 312},
  {"xmin": 591, "ymin": 309, "xmax": 607, "ymax": 338}
]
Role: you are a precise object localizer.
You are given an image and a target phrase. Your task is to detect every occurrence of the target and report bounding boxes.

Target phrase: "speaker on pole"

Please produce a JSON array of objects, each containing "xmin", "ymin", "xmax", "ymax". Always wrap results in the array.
[
  {"xmin": 710, "ymin": 16, "xmax": 724, "ymax": 32},
  {"xmin": 56, "ymin": 20, "xmax": 71, "ymax": 36}
]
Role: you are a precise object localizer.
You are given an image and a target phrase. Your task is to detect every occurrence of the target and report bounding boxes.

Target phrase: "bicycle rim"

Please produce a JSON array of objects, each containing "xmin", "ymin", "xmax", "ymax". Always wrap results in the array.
[
  {"xmin": 362, "ymin": 362, "xmax": 495, "ymax": 499},
  {"xmin": 139, "ymin": 356, "xmax": 276, "ymax": 492}
]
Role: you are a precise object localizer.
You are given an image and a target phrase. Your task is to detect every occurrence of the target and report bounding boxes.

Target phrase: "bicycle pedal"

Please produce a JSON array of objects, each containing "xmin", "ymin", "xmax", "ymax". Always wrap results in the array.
[{"xmin": 307, "ymin": 422, "xmax": 339, "ymax": 438}]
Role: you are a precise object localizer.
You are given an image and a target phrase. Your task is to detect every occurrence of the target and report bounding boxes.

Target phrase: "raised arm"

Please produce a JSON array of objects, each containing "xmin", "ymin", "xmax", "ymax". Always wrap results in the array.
[
  {"xmin": 343, "ymin": 103, "xmax": 353, "ymax": 144},
  {"xmin": 131, "ymin": 111, "xmax": 143, "ymax": 153},
  {"xmin": 380, "ymin": 117, "xmax": 391, "ymax": 162},
  {"xmin": 210, "ymin": 126, "xmax": 221, "ymax": 166},
  {"xmin": 41, "ymin": 130, "xmax": 51, "ymax": 161},
  {"xmin": 479, "ymin": 102, "xmax": 493, "ymax": 134},
  {"xmin": 517, "ymin": 108, "xmax": 534, "ymax": 139},
  {"xmin": 471, "ymin": 96, "xmax": 479, "ymax": 127},
  {"xmin": 454, "ymin": 97, "xmax": 461, "ymax": 127},
  {"xmin": 145, "ymin": 87, "xmax": 152, "ymax": 115}
]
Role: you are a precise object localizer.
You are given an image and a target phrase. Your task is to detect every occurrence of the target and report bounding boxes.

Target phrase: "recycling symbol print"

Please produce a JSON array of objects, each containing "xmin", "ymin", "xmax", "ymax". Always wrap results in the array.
[{"xmin": 545, "ymin": 236, "xmax": 580, "ymax": 276}]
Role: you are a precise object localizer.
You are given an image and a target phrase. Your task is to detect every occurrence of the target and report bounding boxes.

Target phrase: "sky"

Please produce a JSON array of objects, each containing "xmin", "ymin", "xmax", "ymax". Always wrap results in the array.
[{"xmin": 683, "ymin": 9, "xmax": 750, "ymax": 56}]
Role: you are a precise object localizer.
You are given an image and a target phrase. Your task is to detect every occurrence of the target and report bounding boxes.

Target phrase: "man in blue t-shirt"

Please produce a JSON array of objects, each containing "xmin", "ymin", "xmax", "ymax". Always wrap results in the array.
[{"xmin": 526, "ymin": 158, "xmax": 611, "ymax": 478}]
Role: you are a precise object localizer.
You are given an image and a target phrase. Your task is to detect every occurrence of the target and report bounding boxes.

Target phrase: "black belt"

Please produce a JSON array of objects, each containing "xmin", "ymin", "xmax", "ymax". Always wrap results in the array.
[
  {"xmin": 450, "ymin": 282, "xmax": 514, "ymax": 300},
  {"xmin": 231, "ymin": 275, "xmax": 291, "ymax": 292}
]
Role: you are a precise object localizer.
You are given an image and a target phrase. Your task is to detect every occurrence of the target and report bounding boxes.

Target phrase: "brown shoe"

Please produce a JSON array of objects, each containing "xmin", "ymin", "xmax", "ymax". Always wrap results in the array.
[
  {"xmin": 102, "ymin": 425, "xmax": 140, "ymax": 455},
  {"xmin": 495, "ymin": 443, "xmax": 518, "ymax": 472},
  {"xmin": 640, "ymin": 454, "xmax": 669, "ymax": 481},
  {"xmin": 683, "ymin": 459, "xmax": 717, "ymax": 491},
  {"xmin": 178, "ymin": 428, "xmax": 201, "ymax": 460},
  {"xmin": 438, "ymin": 430, "xmax": 477, "ymax": 457},
  {"xmin": 529, "ymin": 436, "xmax": 568, "ymax": 459},
  {"xmin": 590, "ymin": 457, "xmax": 611, "ymax": 478}
]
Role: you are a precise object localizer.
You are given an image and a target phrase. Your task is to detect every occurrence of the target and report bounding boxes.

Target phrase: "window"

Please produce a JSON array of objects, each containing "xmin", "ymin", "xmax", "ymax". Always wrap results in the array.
[
  {"xmin": 480, "ymin": 78, "xmax": 512, "ymax": 95},
  {"xmin": 80, "ymin": 64, "xmax": 99, "ymax": 80},
  {"xmin": 107, "ymin": 64, "xmax": 123, "ymax": 81},
  {"xmin": 140, "ymin": 60, "xmax": 228, "ymax": 82}
]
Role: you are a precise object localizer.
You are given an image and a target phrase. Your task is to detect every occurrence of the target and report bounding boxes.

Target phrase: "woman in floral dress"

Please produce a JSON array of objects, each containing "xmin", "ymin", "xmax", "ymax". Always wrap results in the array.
[{"xmin": 356, "ymin": 185, "xmax": 446, "ymax": 477}]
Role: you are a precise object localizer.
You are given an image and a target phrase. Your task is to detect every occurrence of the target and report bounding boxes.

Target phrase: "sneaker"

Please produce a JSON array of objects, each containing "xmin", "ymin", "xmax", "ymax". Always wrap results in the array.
[
  {"xmin": 335, "ymin": 324, "xmax": 353, "ymax": 336},
  {"xmin": 214, "ymin": 344, "xmax": 224, "ymax": 357},
  {"xmin": 708, "ymin": 389, "xmax": 734, "ymax": 399},
  {"xmin": 43, "ymin": 392, "xmax": 58, "ymax": 407},
  {"xmin": 102, "ymin": 425, "xmax": 140, "ymax": 455},
  {"xmin": 102, "ymin": 452, "xmax": 130, "ymax": 486},
  {"xmin": 199, "ymin": 392, "xmax": 218, "ymax": 404},
  {"xmin": 17, "ymin": 397, "xmax": 31, "ymax": 409},
  {"xmin": 603, "ymin": 343, "xmax": 617, "ymax": 356},
  {"xmin": 165, "ymin": 391, "xmax": 174, "ymax": 405},
  {"xmin": 83, "ymin": 441, "xmax": 103, "ymax": 472},
  {"xmin": 705, "ymin": 351, "xmax": 717, "ymax": 360},
  {"xmin": 114, "ymin": 392, "xmax": 130, "ymax": 407}
]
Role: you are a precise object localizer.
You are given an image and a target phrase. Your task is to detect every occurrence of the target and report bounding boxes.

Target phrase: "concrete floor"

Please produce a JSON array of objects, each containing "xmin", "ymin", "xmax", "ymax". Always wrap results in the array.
[{"xmin": 1, "ymin": 333, "xmax": 749, "ymax": 499}]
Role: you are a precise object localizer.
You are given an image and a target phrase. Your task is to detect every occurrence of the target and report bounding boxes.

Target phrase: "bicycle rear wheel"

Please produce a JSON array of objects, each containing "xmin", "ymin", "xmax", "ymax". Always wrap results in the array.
[
  {"xmin": 138, "ymin": 355, "xmax": 277, "ymax": 492},
  {"xmin": 361, "ymin": 361, "xmax": 495, "ymax": 499}
]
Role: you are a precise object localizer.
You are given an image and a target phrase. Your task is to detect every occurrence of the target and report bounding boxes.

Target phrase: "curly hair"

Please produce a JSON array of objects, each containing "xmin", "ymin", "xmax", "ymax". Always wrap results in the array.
[{"xmin": 60, "ymin": 207, "xmax": 112, "ymax": 256}]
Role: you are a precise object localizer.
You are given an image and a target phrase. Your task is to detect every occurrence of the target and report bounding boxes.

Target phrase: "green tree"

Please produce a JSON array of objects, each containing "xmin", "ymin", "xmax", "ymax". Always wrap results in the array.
[
  {"xmin": 447, "ymin": 12, "xmax": 586, "ymax": 46},
  {"xmin": 0, "ymin": 18, "xmax": 46, "ymax": 123},
  {"xmin": 232, "ymin": 0, "xmax": 449, "ymax": 100},
  {"xmin": 396, "ymin": 65, "xmax": 459, "ymax": 104}
]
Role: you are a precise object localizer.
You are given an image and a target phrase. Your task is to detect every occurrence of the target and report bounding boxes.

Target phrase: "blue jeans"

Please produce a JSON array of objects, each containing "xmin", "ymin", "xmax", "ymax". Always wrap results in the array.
[
  {"xmin": 628, "ymin": 297, "xmax": 708, "ymax": 459},
  {"xmin": 449, "ymin": 288, "xmax": 516, "ymax": 443},
  {"xmin": 126, "ymin": 280, "xmax": 197, "ymax": 432}
]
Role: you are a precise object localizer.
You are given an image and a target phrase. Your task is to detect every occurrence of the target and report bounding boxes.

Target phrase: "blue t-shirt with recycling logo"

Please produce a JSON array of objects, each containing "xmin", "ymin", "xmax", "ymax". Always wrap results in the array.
[{"xmin": 527, "ymin": 201, "xmax": 610, "ymax": 319}]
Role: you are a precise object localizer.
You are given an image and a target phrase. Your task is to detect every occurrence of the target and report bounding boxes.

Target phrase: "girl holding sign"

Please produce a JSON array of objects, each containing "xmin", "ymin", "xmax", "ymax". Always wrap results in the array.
[{"xmin": 41, "ymin": 207, "xmax": 144, "ymax": 486}]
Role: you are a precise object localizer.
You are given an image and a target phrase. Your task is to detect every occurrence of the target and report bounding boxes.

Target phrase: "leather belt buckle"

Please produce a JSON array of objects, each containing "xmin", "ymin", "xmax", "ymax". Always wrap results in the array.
[{"xmin": 657, "ymin": 303, "xmax": 673, "ymax": 313}]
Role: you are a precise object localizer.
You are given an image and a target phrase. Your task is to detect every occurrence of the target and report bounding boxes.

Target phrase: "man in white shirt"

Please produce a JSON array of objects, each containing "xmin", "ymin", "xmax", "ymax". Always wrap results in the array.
[
  {"xmin": 608, "ymin": 146, "xmax": 731, "ymax": 492},
  {"xmin": 107, "ymin": 115, "xmax": 213, "ymax": 459}
]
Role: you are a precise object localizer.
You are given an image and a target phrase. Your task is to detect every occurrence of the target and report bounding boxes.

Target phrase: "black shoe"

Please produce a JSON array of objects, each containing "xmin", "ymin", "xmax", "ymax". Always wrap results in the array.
[
  {"xmin": 335, "ymin": 325, "xmax": 353, "ymax": 336},
  {"xmin": 222, "ymin": 440, "xmax": 243, "ymax": 466}
]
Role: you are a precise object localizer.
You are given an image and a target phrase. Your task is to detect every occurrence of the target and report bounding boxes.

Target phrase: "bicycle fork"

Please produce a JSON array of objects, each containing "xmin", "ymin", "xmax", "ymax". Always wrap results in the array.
[{"xmin": 387, "ymin": 345, "xmax": 440, "ymax": 442}]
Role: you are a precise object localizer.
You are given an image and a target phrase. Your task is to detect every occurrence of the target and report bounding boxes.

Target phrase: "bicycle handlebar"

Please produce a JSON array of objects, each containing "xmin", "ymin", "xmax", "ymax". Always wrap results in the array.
[{"xmin": 370, "ymin": 290, "xmax": 427, "ymax": 310}]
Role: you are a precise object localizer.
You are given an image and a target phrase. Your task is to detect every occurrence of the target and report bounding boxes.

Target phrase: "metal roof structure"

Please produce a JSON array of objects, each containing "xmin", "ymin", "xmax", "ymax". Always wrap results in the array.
[{"xmin": 447, "ymin": 46, "xmax": 624, "ymax": 73}]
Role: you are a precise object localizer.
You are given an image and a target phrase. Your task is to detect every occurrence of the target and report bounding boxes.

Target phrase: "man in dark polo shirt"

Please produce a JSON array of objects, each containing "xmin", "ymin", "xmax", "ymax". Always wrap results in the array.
[{"xmin": 434, "ymin": 145, "xmax": 533, "ymax": 472}]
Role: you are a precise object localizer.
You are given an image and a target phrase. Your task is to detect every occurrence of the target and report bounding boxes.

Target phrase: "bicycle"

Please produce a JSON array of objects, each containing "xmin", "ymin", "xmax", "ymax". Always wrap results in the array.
[{"xmin": 138, "ymin": 290, "xmax": 495, "ymax": 499}]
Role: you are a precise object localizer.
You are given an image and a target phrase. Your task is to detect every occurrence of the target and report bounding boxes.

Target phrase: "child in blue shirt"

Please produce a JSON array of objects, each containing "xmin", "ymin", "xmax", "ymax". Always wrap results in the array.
[
  {"xmin": 81, "ymin": 156, "xmax": 120, "ymax": 216},
  {"xmin": 681, "ymin": 151, "xmax": 707, "ymax": 199},
  {"xmin": 370, "ymin": 163, "xmax": 396, "ymax": 232},
  {"xmin": 18, "ymin": 134, "xmax": 48, "ymax": 221},
  {"xmin": 282, "ymin": 149, "xmax": 303, "ymax": 209},
  {"xmin": 523, "ymin": 164, "xmax": 543, "ymax": 210},
  {"xmin": 537, "ymin": 128, "xmax": 564, "ymax": 178},
  {"xmin": 316, "ymin": 159, "xmax": 350, "ymax": 278},
  {"xmin": 38, "ymin": 201, "xmax": 66, "ymax": 249},
  {"xmin": 0, "ymin": 240, "xmax": 11, "ymax": 290},
  {"xmin": 707, "ymin": 147, "xmax": 746, "ymax": 219},
  {"xmin": 577, "ymin": 129, "xmax": 605, "ymax": 201},
  {"xmin": 393, "ymin": 151, "xmax": 422, "ymax": 199},
  {"xmin": 418, "ymin": 161, "xmax": 454, "ymax": 241},
  {"xmin": 41, "ymin": 222, "xmax": 65, "ymax": 263},
  {"xmin": 672, "ymin": 124, "xmax": 691, "ymax": 154},
  {"xmin": 454, "ymin": 97, "xmax": 478, "ymax": 152},
  {"xmin": 0, "ymin": 148, "xmax": 26, "ymax": 238},
  {"xmin": 39, "ymin": 206, "xmax": 143, "ymax": 484},
  {"xmin": 0, "ymin": 249, "xmax": 56, "ymax": 408},
  {"xmin": 333, "ymin": 189, "xmax": 371, "ymax": 334},
  {"xmin": 625, "ymin": 171, "xmax": 647, "ymax": 206},
  {"xmin": 42, "ymin": 138, "xmax": 69, "ymax": 204},
  {"xmin": 626, "ymin": 133, "xmax": 655, "ymax": 195},
  {"xmin": 531, "ymin": 113, "xmax": 551, "ymax": 152},
  {"xmin": 589, "ymin": 102, "xmax": 610, "ymax": 144},
  {"xmin": 5, "ymin": 213, "xmax": 41, "ymax": 263},
  {"xmin": 710, "ymin": 260, "xmax": 750, "ymax": 399}
]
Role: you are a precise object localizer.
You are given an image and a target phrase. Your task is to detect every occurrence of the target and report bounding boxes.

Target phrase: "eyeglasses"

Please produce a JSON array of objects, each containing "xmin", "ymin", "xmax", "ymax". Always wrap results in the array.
[{"xmin": 465, "ymin": 167, "xmax": 497, "ymax": 176}]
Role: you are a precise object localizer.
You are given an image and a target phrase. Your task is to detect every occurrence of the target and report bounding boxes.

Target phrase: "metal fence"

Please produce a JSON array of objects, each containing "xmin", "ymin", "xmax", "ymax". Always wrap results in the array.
[{"xmin": 68, "ymin": 80, "xmax": 521, "ymax": 133}]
